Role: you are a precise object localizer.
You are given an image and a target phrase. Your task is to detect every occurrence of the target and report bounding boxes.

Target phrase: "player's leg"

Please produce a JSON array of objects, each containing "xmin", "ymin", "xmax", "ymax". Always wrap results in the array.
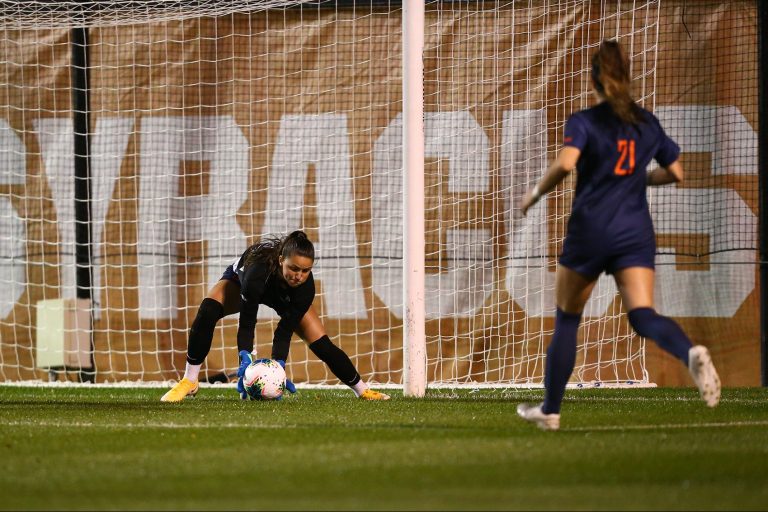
[
  {"xmin": 614, "ymin": 266, "xmax": 720, "ymax": 407},
  {"xmin": 161, "ymin": 279, "xmax": 240, "ymax": 402},
  {"xmin": 546, "ymin": 265, "xmax": 596, "ymax": 411},
  {"xmin": 295, "ymin": 306, "xmax": 390, "ymax": 400},
  {"xmin": 614, "ymin": 266, "xmax": 690, "ymax": 358},
  {"xmin": 517, "ymin": 264, "xmax": 596, "ymax": 430}
]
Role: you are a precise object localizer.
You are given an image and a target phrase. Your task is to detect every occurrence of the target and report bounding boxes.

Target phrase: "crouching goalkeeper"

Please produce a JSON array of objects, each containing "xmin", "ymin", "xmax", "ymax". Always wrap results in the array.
[{"xmin": 161, "ymin": 230, "xmax": 389, "ymax": 402}]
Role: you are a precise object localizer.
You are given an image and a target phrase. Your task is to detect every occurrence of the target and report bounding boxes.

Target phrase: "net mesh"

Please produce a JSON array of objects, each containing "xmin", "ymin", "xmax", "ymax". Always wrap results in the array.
[
  {"xmin": 646, "ymin": 0, "xmax": 760, "ymax": 385},
  {"xmin": 0, "ymin": 0, "xmax": 760, "ymax": 387}
]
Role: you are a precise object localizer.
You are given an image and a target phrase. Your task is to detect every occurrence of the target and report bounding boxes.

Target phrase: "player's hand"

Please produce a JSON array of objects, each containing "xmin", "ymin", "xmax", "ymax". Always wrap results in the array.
[
  {"xmin": 237, "ymin": 350, "xmax": 253, "ymax": 400},
  {"xmin": 275, "ymin": 359, "xmax": 297, "ymax": 394}
]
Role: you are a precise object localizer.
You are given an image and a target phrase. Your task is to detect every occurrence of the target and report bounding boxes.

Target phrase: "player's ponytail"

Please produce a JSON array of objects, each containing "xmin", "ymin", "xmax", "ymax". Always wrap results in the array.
[
  {"xmin": 591, "ymin": 40, "xmax": 642, "ymax": 125},
  {"xmin": 279, "ymin": 230, "xmax": 315, "ymax": 263},
  {"xmin": 243, "ymin": 230, "xmax": 315, "ymax": 273}
]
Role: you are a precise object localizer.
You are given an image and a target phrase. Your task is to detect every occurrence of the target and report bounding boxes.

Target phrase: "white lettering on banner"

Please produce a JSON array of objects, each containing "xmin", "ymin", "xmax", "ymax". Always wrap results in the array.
[
  {"xmin": 138, "ymin": 116, "xmax": 249, "ymax": 319},
  {"xmin": 263, "ymin": 114, "xmax": 365, "ymax": 319},
  {"xmin": 0, "ymin": 198, "xmax": 25, "ymax": 319},
  {"xmin": 650, "ymin": 187, "xmax": 757, "ymax": 317},
  {"xmin": 90, "ymin": 118, "xmax": 134, "ymax": 318},
  {"xmin": 651, "ymin": 188, "xmax": 755, "ymax": 317},
  {"xmin": 0, "ymin": 121, "xmax": 25, "ymax": 185},
  {"xmin": 371, "ymin": 113, "xmax": 403, "ymax": 317},
  {"xmin": 16, "ymin": 105, "xmax": 758, "ymax": 322},
  {"xmin": 35, "ymin": 118, "xmax": 132, "ymax": 319},
  {"xmin": 652, "ymin": 106, "xmax": 757, "ymax": 175},
  {"xmin": 372, "ymin": 111, "xmax": 494, "ymax": 319},
  {"xmin": 137, "ymin": 117, "xmax": 179, "ymax": 319},
  {"xmin": 501, "ymin": 110, "xmax": 616, "ymax": 318},
  {"xmin": 649, "ymin": 106, "xmax": 757, "ymax": 317},
  {"xmin": 34, "ymin": 119, "xmax": 77, "ymax": 301},
  {"xmin": 0, "ymin": 120, "xmax": 27, "ymax": 318},
  {"xmin": 199, "ymin": 119, "xmax": 250, "ymax": 291}
]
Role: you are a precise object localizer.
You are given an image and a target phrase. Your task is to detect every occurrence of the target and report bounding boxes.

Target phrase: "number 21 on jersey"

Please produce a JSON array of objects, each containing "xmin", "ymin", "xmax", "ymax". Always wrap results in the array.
[{"xmin": 614, "ymin": 139, "xmax": 635, "ymax": 175}]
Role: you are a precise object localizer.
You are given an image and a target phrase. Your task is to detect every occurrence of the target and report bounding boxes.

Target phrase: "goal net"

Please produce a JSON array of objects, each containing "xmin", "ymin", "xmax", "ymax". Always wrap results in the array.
[{"xmin": 0, "ymin": 0, "xmax": 673, "ymax": 386}]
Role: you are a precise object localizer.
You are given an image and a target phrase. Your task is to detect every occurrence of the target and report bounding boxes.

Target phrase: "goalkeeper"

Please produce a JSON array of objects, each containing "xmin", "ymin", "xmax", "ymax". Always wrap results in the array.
[
  {"xmin": 161, "ymin": 230, "xmax": 390, "ymax": 402},
  {"xmin": 516, "ymin": 40, "xmax": 720, "ymax": 431}
]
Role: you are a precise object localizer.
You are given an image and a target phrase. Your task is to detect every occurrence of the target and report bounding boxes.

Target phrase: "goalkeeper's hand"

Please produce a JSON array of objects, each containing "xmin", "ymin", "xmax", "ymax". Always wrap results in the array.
[
  {"xmin": 239, "ymin": 357, "xmax": 296, "ymax": 400},
  {"xmin": 275, "ymin": 359, "xmax": 297, "ymax": 394},
  {"xmin": 236, "ymin": 350, "xmax": 253, "ymax": 400}
]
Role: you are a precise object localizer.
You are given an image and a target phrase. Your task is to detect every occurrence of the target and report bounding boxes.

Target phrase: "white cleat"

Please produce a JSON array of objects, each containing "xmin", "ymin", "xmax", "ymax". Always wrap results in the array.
[
  {"xmin": 516, "ymin": 403, "xmax": 560, "ymax": 431},
  {"xmin": 688, "ymin": 345, "xmax": 721, "ymax": 408}
]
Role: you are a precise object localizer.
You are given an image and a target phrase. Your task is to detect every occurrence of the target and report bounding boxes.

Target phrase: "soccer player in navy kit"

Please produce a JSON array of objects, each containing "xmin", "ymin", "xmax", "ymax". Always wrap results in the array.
[
  {"xmin": 516, "ymin": 40, "xmax": 720, "ymax": 431},
  {"xmin": 161, "ymin": 230, "xmax": 390, "ymax": 402}
]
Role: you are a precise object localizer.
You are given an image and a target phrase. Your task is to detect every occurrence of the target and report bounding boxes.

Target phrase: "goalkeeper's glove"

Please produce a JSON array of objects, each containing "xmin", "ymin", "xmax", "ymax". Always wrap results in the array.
[
  {"xmin": 236, "ymin": 350, "xmax": 253, "ymax": 400},
  {"xmin": 275, "ymin": 359, "xmax": 297, "ymax": 394}
]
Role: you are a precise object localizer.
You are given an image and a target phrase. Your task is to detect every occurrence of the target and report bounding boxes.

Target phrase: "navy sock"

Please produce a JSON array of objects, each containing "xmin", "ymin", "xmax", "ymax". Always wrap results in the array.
[
  {"xmin": 542, "ymin": 308, "xmax": 582, "ymax": 415},
  {"xmin": 627, "ymin": 307, "xmax": 692, "ymax": 364}
]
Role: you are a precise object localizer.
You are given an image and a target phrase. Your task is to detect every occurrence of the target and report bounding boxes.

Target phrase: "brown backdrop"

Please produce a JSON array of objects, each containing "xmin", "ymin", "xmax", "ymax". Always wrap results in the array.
[{"xmin": 0, "ymin": 1, "xmax": 760, "ymax": 386}]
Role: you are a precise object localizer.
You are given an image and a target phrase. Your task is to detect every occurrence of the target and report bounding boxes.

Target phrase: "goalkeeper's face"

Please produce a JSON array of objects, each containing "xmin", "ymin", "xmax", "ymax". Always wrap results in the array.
[{"xmin": 279, "ymin": 254, "xmax": 314, "ymax": 288}]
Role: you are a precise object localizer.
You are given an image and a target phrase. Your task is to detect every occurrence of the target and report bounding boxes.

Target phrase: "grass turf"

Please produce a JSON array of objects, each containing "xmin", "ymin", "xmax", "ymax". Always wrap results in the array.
[{"xmin": 1, "ymin": 386, "xmax": 767, "ymax": 511}]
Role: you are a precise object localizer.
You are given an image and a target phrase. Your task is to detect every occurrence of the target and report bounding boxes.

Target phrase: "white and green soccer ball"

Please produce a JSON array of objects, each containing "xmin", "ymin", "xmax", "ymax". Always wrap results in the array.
[{"xmin": 243, "ymin": 359, "xmax": 286, "ymax": 400}]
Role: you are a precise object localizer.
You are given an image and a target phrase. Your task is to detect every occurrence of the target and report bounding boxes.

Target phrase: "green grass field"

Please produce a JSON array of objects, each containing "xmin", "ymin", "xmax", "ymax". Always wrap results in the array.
[{"xmin": 1, "ymin": 385, "xmax": 767, "ymax": 511}]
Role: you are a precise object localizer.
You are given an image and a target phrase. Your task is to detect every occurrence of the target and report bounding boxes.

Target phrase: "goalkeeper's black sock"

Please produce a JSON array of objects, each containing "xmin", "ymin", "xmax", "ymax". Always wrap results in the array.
[
  {"xmin": 186, "ymin": 298, "xmax": 225, "ymax": 365},
  {"xmin": 309, "ymin": 335, "xmax": 361, "ymax": 387}
]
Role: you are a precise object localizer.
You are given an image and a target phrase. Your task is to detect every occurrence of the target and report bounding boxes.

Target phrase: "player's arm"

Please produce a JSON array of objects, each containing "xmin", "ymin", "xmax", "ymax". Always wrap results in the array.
[
  {"xmin": 646, "ymin": 160, "xmax": 683, "ymax": 186},
  {"xmin": 236, "ymin": 266, "xmax": 267, "ymax": 351},
  {"xmin": 520, "ymin": 146, "xmax": 580, "ymax": 216},
  {"xmin": 236, "ymin": 298, "xmax": 259, "ymax": 352},
  {"xmin": 269, "ymin": 312, "xmax": 306, "ymax": 395},
  {"xmin": 271, "ymin": 277, "xmax": 315, "ymax": 362},
  {"xmin": 648, "ymin": 122, "xmax": 682, "ymax": 186}
]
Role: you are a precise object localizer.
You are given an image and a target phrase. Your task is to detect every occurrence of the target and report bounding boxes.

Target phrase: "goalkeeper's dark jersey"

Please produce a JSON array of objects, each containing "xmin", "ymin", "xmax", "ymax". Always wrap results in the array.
[
  {"xmin": 229, "ymin": 250, "xmax": 315, "ymax": 352},
  {"xmin": 558, "ymin": 101, "xmax": 680, "ymax": 277}
]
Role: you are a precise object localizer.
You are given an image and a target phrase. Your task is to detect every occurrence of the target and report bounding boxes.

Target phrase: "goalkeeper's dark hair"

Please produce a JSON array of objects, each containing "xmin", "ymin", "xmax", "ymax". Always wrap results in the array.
[
  {"xmin": 591, "ymin": 40, "xmax": 642, "ymax": 125},
  {"xmin": 243, "ymin": 230, "xmax": 315, "ymax": 274}
]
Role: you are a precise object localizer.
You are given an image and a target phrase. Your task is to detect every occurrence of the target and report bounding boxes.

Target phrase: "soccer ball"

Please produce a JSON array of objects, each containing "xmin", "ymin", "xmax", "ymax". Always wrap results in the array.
[{"xmin": 243, "ymin": 359, "xmax": 286, "ymax": 400}]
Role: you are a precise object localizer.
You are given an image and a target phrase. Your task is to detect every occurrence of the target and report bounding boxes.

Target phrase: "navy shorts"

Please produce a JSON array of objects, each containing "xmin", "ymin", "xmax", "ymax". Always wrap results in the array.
[
  {"xmin": 559, "ymin": 236, "xmax": 656, "ymax": 279},
  {"xmin": 220, "ymin": 265, "xmax": 240, "ymax": 284}
]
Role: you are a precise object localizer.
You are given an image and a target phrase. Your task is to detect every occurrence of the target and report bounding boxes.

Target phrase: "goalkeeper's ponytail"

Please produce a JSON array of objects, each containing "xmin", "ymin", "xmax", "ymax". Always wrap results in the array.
[
  {"xmin": 278, "ymin": 230, "xmax": 314, "ymax": 263},
  {"xmin": 243, "ymin": 230, "xmax": 315, "ymax": 273}
]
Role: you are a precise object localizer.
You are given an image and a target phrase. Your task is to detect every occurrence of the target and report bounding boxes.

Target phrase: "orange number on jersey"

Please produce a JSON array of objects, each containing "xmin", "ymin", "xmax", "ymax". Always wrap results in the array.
[{"xmin": 614, "ymin": 139, "xmax": 636, "ymax": 175}]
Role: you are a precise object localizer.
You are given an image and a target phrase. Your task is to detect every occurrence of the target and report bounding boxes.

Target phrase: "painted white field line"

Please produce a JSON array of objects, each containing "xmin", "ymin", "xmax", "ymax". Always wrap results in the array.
[
  {"xmin": 0, "ymin": 420, "xmax": 293, "ymax": 430},
  {"xmin": 563, "ymin": 420, "xmax": 768, "ymax": 432},
  {"xmin": 563, "ymin": 396, "xmax": 768, "ymax": 405},
  {"xmin": 0, "ymin": 420, "xmax": 456, "ymax": 432},
  {"xmin": 3, "ymin": 419, "xmax": 768, "ymax": 432}
]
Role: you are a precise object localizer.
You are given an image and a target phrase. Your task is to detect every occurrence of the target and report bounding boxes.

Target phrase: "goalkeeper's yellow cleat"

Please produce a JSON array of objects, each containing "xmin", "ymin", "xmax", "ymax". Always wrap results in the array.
[
  {"xmin": 359, "ymin": 389, "xmax": 390, "ymax": 401},
  {"xmin": 160, "ymin": 378, "xmax": 199, "ymax": 403}
]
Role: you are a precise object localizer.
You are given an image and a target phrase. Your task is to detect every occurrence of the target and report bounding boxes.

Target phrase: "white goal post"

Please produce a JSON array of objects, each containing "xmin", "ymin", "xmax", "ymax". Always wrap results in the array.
[
  {"xmin": 402, "ymin": 0, "xmax": 427, "ymax": 397},
  {"xmin": 0, "ymin": 0, "xmax": 666, "ymax": 389}
]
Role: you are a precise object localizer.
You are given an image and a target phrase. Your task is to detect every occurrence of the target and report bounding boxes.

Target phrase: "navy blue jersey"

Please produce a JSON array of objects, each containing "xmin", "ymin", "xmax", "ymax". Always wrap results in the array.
[
  {"xmin": 559, "ymin": 102, "xmax": 679, "ymax": 276},
  {"xmin": 228, "ymin": 249, "xmax": 315, "ymax": 351}
]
